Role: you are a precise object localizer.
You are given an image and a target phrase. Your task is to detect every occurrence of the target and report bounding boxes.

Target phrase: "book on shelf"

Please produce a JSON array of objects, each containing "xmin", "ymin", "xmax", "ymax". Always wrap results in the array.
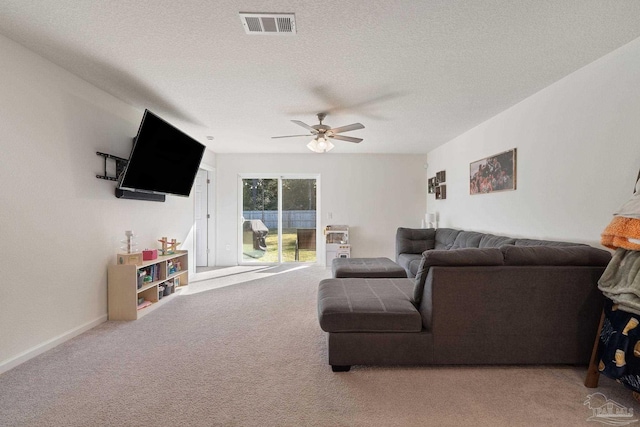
[{"xmin": 137, "ymin": 300, "xmax": 153, "ymax": 310}]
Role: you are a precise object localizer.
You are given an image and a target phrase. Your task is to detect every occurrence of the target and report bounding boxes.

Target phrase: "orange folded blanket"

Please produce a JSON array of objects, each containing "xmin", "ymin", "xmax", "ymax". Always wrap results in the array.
[{"xmin": 602, "ymin": 216, "xmax": 640, "ymax": 250}]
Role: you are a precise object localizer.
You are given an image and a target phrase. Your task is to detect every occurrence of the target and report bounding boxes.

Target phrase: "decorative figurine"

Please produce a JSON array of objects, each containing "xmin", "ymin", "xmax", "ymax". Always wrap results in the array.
[
  {"xmin": 121, "ymin": 230, "xmax": 137, "ymax": 254},
  {"xmin": 117, "ymin": 230, "xmax": 142, "ymax": 265}
]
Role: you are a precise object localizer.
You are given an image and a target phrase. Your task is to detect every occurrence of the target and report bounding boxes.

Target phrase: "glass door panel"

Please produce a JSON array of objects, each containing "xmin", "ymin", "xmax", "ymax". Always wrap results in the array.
[
  {"xmin": 282, "ymin": 179, "xmax": 317, "ymax": 262},
  {"xmin": 241, "ymin": 178, "xmax": 279, "ymax": 263}
]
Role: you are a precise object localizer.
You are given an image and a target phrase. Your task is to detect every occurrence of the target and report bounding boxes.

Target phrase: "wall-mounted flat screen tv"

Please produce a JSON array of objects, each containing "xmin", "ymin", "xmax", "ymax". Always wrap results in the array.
[{"xmin": 118, "ymin": 110, "xmax": 205, "ymax": 197}]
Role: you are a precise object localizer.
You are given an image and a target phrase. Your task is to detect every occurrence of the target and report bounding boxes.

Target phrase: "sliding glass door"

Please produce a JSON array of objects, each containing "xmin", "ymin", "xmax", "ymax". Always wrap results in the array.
[
  {"xmin": 240, "ymin": 176, "xmax": 318, "ymax": 264},
  {"xmin": 282, "ymin": 178, "xmax": 317, "ymax": 262},
  {"xmin": 241, "ymin": 178, "xmax": 280, "ymax": 262}
]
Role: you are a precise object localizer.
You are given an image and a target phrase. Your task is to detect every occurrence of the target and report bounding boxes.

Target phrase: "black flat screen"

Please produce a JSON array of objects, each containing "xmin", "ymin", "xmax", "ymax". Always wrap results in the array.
[{"xmin": 119, "ymin": 110, "xmax": 205, "ymax": 197}]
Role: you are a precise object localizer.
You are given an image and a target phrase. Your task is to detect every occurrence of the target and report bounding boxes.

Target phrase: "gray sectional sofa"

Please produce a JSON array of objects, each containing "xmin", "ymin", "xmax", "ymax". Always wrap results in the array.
[{"xmin": 317, "ymin": 227, "xmax": 611, "ymax": 371}]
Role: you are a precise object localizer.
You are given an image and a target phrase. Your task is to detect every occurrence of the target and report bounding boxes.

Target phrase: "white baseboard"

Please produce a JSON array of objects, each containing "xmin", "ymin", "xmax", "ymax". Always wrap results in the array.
[{"xmin": 0, "ymin": 315, "xmax": 108, "ymax": 375}]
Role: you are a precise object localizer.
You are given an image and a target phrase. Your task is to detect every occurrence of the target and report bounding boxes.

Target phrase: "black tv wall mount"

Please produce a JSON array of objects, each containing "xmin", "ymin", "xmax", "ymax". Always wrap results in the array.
[
  {"xmin": 96, "ymin": 151, "xmax": 128, "ymax": 182},
  {"xmin": 96, "ymin": 151, "xmax": 166, "ymax": 202}
]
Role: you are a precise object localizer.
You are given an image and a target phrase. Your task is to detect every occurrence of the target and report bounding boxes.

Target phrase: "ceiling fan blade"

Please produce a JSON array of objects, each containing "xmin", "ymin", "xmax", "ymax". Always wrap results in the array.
[
  {"xmin": 329, "ymin": 135, "xmax": 363, "ymax": 143},
  {"xmin": 284, "ymin": 85, "xmax": 406, "ymax": 120},
  {"xmin": 291, "ymin": 120, "xmax": 317, "ymax": 133},
  {"xmin": 329, "ymin": 123, "xmax": 365, "ymax": 134},
  {"xmin": 271, "ymin": 134, "xmax": 312, "ymax": 139}
]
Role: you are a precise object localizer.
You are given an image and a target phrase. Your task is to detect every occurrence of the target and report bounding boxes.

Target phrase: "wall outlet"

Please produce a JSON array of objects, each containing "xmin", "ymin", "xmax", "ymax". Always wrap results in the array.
[
  {"xmin": 327, "ymin": 212, "xmax": 333, "ymax": 220},
  {"xmin": 225, "ymin": 244, "xmax": 231, "ymax": 251}
]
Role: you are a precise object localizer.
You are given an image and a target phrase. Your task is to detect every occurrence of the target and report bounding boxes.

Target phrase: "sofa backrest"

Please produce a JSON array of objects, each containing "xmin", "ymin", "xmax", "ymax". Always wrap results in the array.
[
  {"xmin": 395, "ymin": 227, "xmax": 435, "ymax": 258},
  {"xmin": 413, "ymin": 248, "xmax": 505, "ymax": 303},
  {"xmin": 513, "ymin": 238, "xmax": 585, "ymax": 247},
  {"xmin": 396, "ymin": 227, "xmax": 611, "ymax": 278},
  {"xmin": 434, "ymin": 228, "xmax": 461, "ymax": 250},
  {"xmin": 450, "ymin": 231, "xmax": 484, "ymax": 249},
  {"xmin": 412, "ymin": 244, "xmax": 611, "ymax": 305},
  {"xmin": 501, "ymin": 245, "xmax": 611, "ymax": 266},
  {"xmin": 452, "ymin": 231, "xmax": 519, "ymax": 249},
  {"xmin": 478, "ymin": 233, "xmax": 516, "ymax": 248}
]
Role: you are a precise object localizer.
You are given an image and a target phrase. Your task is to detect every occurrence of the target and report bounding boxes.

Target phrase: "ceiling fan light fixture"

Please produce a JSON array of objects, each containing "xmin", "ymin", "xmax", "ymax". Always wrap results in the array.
[
  {"xmin": 325, "ymin": 140, "xmax": 335, "ymax": 152},
  {"xmin": 307, "ymin": 136, "xmax": 334, "ymax": 153},
  {"xmin": 273, "ymin": 112, "xmax": 363, "ymax": 152},
  {"xmin": 306, "ymin": 140, "xmax": 320, "ymax": 152},
  {"xmin": 316, "ymin": 136, "xmax": 328, "ymax": 150}
]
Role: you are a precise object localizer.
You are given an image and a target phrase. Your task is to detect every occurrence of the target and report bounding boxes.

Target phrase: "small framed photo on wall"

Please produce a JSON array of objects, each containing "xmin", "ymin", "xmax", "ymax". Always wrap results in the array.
[{"xmin": 428, "ymin": 177, "xmax": 436, "ymax": 194}]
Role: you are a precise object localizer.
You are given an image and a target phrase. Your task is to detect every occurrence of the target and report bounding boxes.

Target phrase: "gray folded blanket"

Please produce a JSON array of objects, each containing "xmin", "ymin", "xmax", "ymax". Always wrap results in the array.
[{"xmin": 598, "ymin": 248, "xmax": 640, "ymax": 315}]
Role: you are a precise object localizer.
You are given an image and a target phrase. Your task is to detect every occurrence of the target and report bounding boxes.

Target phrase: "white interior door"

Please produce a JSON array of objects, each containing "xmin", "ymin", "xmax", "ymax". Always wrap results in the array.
[{"xmin": 195, "ymin": 169, "xmax": 208, "ymax": 267}]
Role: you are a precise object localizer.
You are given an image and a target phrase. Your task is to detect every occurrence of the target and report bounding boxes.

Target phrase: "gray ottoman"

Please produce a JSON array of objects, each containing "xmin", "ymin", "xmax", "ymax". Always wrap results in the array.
[
  {"xmin": 317, "ymin": 277, "xmax": 422, "ymax": 371},
  {"xmin": 331, "ymin": 257, "xmax": 407, "ymax": 278}
]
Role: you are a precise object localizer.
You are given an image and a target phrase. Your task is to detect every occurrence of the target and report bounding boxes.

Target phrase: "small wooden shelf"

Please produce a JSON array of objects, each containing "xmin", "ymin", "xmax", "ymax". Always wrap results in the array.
[
  {"xmin": 137, "ymin": 280, "xmax": 162, "ymax": 294},
  {"xmin": 168, "ymin": 271, "xmax": 186, "ymax": 281},
  {"xmin": 108, "ymin": 250, "xmax": 188, "ymax": 320}
]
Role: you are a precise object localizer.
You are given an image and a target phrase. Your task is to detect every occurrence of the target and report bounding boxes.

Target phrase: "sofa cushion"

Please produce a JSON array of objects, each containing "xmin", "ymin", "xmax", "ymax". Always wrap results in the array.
[
  {"xmin": 479, "ymin": 233, "xmax": 517, "ymax": 248},
  {"xmin": 413, "ymin": 248, "xmax": 505, "ymax": 303},
  {"xmin": 514, "ymin": 238, "xmax": 586, "ymax": 247},
  {"xmin": 332, "ymin": 257, "xmax": 407, "ymax": 278},
  {"xmin": 450, "ymin": 231, "xmax": 484, "ymax": 249},
  {"xmin": 502, "ymin": 245, "xmax": 611, "ymax": 266},
  {"xmin": 397, "ymin": 253, "xmax": 423, "ymax": 278},
  {"xmin": 407, "ymin": 256, "xmax": 423, "ymax": 278},
  {"xmin": 396, "ymin": 227, "xmax": 435, "ymax": 256},
  {"xmin": 318, "ymin": 278, "xmax": 421, "ymax": 333},
  {"xmin": 434, "ymin": 228, "xmax": 462, "ymax": 250}
]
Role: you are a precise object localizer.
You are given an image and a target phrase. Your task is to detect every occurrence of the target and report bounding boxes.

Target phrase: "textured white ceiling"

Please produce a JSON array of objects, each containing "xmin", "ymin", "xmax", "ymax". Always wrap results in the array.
[{"xmin": 2, "ymin": 1, "xmax": 640, "ymax": 154}]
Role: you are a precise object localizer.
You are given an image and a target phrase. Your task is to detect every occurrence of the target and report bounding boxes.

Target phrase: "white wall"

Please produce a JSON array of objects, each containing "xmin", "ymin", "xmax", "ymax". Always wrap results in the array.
[
  {"xmin": 201, "ymin": 149, "xmax": 216, "ymax": 167},
  {"xmin": 426, "ymin": 36, "xmax": 640, "ymax": 247},
  {"xmin": 0, "ymin": 34, "xmax": 202, "ymax": 372},
  {"xmin": 215, "ymin": 154, "xmax": 428, "ymax": 265}
]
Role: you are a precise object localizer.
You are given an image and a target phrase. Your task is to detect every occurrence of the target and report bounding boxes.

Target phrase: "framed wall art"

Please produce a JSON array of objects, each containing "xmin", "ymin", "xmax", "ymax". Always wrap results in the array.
[
  {"xmin": 428, "ymin": 177, "xmax": 436, "ymax": 194},
  {"xmin": 428, "ymin": 170, "xmax": 447, "ymax": 199},
  {"xmin": 470, "ymin": 148, "xmax": 516, "ymax": 195}
]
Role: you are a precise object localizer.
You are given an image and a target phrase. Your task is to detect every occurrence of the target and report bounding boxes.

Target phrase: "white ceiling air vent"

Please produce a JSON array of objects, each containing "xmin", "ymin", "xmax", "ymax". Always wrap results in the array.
[{"xmin": 239, "ymin": 13, "xmax": 296, "ymax": 35}]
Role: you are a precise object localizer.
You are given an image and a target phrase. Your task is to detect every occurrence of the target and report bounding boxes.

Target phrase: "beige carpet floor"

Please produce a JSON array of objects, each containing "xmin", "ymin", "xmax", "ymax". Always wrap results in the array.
[{"xmin": 0, "ymin": 265, "xmax": 637, "ymax": 426}]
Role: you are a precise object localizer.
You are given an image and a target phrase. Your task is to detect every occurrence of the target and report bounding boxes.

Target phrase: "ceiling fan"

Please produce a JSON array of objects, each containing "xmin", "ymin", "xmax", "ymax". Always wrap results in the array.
[{"xmin": 272, "ymin": 113, "xmax": 364, "ymax": 153}]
